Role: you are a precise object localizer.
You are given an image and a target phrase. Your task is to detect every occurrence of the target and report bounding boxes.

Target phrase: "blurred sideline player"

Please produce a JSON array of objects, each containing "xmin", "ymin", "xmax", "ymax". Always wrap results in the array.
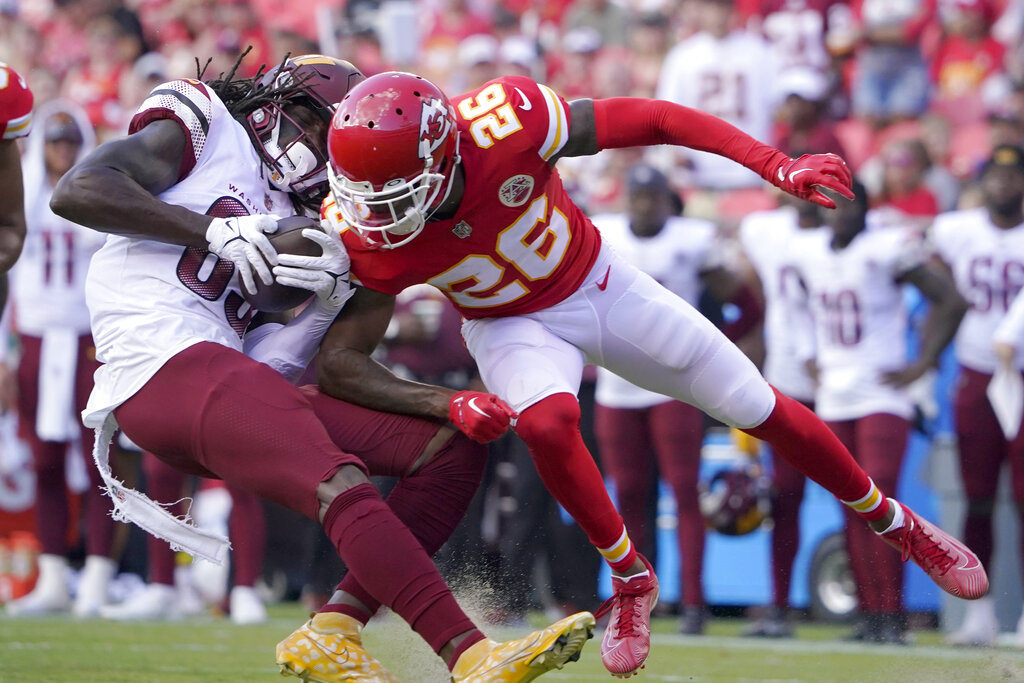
[
  {"xmin": 933, "ymin": 145, "xmax": 1024, "ymax": 648},
  {"xmin": 791, "ymin": 181, "xmax": 967, "ymax": 643},
  {"xmin": 5, "ymin": 102, "xmax": 114, "ymax": 618},
  {"xmin": 0, "ymin": 62, "xmax": 30, "ymax": 309},
  {"xmin": 736, "ymin": 190, "xmax": 821, "ymax": 638},
  {"xmin": 320, "ymin": 70, "xmax": 988, "ymax": 678},
  {"xmin": 51, "ymin": 54, "xmax": 594, "ymax": 682},
  {"xmin": 590, "ymin": 163, "xmax": 763, "ymax": 635}
]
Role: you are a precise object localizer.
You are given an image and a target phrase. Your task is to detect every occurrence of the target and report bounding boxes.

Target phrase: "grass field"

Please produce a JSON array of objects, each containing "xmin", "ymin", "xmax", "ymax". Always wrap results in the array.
[{"xmin": 2, "ymin": 603, "xmax": 1023, "ymax": 682}]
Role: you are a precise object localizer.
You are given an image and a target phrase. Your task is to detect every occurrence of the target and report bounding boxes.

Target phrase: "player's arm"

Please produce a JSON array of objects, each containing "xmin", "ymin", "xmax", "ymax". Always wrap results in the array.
[
  {"xmin": 0, "ymin": 139, "xmax": 26, "ymax": 275},
  {"xmin": 318, "ymin": 287, "xmax": 515, "ymax": 443},
  {"xmin": 883, "ymin": 263, "xmax": 968, "ymax": 387},
  {"xmin": 50, "ymin": 119, "xmax": 212, "ymax": 247},
  {"xmin": 558, "ymin": 98, "xmax": 853, "ymax": 209},
  {"xmin": 51, "ymin": 118, "xmax": 279, "ymax": 293}
]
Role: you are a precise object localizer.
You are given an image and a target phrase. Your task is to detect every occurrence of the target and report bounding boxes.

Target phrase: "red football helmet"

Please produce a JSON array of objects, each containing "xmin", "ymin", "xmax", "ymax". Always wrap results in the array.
[
  {"xmin": 246, "ymin": 55, "xmax": 364, "ymax": 209},
  {"xmin": 327, "ymin": 72, "xmax": 461, "ymax": 248},
  {"xmin": 698, "ymin": 463, "xmax": 772, "ymax": 536}
]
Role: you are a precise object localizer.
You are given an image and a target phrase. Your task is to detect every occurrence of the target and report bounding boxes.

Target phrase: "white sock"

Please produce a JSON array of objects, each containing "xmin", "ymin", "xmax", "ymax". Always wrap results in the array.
[{"xmin": 878, "ymin": 500, "xmax": 905, "ymax": 535}]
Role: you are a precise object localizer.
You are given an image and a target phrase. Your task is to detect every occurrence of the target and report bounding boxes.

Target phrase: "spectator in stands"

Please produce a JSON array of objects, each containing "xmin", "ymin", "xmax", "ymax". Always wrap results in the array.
[
  {"xmin": 875, "ymin": 138, "xmax": 941, "ymax": 225},
  {"xmin": 456, "ymin": 33, "xmax": 500, "ymax": 92},
  {"xmin": 844, "ymin": 0, "xmax": 937, "ymax": 130},
  {"xmin": 627, "ymin": 11, "xmax": 672, "ymax": 98},
  {"xmin": 932, "ymin": 0, "xmax": 1004, "ymax": 102},
  {"xmin": 752, "ymin": 0, "xmax": 846, "ymax": 75},
  {"xmin": 772, "ymin": 67, "xmax": 847, "ymax": 159},
  {"xmin": 563, "ymin": 0, "xmax": 630, "ymax": 48}
]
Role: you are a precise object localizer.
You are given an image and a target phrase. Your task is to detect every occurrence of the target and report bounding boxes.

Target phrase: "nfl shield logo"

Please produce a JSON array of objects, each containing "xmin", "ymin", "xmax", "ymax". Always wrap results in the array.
[{"xmin": 452, "ymin": 221, "xmax": 473, "ymax": 239}]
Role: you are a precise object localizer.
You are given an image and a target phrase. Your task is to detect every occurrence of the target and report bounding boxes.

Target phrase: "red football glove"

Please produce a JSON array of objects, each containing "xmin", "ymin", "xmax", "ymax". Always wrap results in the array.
[
  {"xmin": 448, "ymin": 391, "xmax": 517, "ymax": 444},
  {"xmin": 773, "ymin": 153, "xmax": 854, "ymax": 209}
]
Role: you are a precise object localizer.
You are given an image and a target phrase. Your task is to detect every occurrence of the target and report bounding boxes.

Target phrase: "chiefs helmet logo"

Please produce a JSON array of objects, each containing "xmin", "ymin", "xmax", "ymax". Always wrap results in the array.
[{"xmin": 419, "ymin": 98, "xmax": 452, "ymax": 161}]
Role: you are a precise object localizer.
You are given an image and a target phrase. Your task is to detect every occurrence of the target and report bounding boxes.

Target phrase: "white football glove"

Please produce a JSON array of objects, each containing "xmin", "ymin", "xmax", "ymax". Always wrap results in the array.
[
  {"xmin": 205, "ymin": 215, "xmax": 280, "ymax": 295},
  {"xmin": 273, "ymin": 228, "xmax": 354, "ymax": 309}
]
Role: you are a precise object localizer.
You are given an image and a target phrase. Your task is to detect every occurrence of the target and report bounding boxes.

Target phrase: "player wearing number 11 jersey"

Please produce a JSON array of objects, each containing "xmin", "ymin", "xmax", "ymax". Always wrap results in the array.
[{"xmin": 321, "ymin": 71, "xmax": 990, "ymax": 677}]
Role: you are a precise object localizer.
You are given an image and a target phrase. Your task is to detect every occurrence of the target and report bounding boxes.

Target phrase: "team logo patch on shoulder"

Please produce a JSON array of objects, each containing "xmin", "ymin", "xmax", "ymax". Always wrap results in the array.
[
  {"xmin": 499, "ymin": 174, "xmax": 534, "ymax": 207},
  {"xmin": 452, "ymin": 221, "xmax": 473, "ymax": 239}
]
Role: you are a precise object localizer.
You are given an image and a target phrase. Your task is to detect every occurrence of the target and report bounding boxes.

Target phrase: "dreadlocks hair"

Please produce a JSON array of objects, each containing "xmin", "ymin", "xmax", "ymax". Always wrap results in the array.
[{"xmin": 199, "ymin": 48, "xmax": 314, "ymax": 121}]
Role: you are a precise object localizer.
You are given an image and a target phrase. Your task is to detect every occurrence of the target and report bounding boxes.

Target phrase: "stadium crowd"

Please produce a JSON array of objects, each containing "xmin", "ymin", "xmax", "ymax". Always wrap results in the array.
[{"xmin": 0, "ymin": 0, "xmax": 1023, "ymax": 657}]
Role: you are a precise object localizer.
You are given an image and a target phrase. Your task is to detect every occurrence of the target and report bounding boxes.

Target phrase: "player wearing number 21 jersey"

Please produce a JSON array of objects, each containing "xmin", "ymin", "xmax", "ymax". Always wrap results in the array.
[
  {"xmin": 788, "ymin": 181, "xmax": 967, "ymax": 642},
  {"xmin": 320, "ymin": 71, "xmax": 988, "ymax": 677}
]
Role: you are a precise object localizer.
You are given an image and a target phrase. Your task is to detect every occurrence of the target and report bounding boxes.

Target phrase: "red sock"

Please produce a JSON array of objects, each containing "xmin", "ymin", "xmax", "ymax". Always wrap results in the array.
[
  {"xmin": 743, "ymin": 388, "xmax": 873, "ymax": 502},
  {"xmin": 321, "ymin": 482, "xmax": 480, "ymax": 653},
  {"xmin": 517, "ymin": 393, "xmax": 637, "ymax": 573},
  {"xmin": 334, "ymin": 434, "xmax": 485, "ymax": 618},
  {"xmin": 227, "ymin": 486, "xmax": 265, "ymax": 587}
]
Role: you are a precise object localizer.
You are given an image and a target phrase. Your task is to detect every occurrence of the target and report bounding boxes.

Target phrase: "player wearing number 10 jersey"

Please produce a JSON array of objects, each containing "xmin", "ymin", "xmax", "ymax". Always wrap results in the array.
[
  {"xmin": 321, "ymin": 71, "xmax": 989, "ymax": 677},
  {"xmin": 789, "ymin": 181, "xmax": 967, "ymax": 642}
]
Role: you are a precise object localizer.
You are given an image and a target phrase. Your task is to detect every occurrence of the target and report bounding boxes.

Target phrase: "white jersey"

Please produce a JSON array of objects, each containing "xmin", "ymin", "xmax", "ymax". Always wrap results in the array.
[
  {"xmin": 14, "ymin": 101, "xmax": 102, "ymax": 335},
  {"xmin": 83, "ymin": 79, "xmax": 294, "ymax": 427},
  {"xmin": 738, "ymin": 207, "xmax": 816, "ymax": 401},
  {"xmin": 791, "ymin": 220, "xmax": 926, "ymax": 421},
  {"xmin": 590, "ymin": 213, "xmax": 719, "ymax": 408},
  {"xmin": 655, "ymin": 30, "xmax": 779, "ymax": 190},
  {"xmin": 932, "ymin": 208, "xmax": 1024, "ymax": 373}
]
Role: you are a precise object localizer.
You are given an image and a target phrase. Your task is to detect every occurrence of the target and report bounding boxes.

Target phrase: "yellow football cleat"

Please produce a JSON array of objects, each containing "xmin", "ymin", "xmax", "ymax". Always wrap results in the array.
[
  {"xmin": 276, "ymin": 612, "xmax": 401, "ymax": 682},
  {"xmin": 451, "ymin": 611, "xmax": 596, "ymax": 683}
]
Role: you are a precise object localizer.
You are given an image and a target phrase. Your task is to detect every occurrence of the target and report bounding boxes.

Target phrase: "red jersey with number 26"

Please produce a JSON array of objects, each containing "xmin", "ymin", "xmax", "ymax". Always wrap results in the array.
[{"xmin": 329, "ymin": 76, "xmax": 602, "ymax": 320}]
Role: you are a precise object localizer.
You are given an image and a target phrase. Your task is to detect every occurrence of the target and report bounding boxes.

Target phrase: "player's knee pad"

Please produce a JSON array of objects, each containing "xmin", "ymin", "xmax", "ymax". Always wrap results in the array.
[
  {"xmin": 690, "ymin": 345, "xmax": 775, "ymax": 429},
  {"xmin": 515, "ymin": 393, "xmax": 581, "ymax": 449}
]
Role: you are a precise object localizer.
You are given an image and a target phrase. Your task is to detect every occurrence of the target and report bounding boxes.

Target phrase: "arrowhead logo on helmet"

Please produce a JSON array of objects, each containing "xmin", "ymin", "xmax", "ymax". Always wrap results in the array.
[{"xmin": 419, "ymin": 98, "xmax": 453, "ymax": 160}]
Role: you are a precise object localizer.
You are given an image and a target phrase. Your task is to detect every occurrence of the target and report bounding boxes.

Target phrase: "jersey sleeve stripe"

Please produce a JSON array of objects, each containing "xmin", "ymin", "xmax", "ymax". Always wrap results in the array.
[
  {"xmin": 537, "ymin": 84, "xmax": 568, "ymax": 162},
  {"xmin": 2, "ymin": 111, "xmax": 32, "ymax": 140},
  {"xmin": 149, "ymin": 88, "xmax": 211, "ymax": 135}
]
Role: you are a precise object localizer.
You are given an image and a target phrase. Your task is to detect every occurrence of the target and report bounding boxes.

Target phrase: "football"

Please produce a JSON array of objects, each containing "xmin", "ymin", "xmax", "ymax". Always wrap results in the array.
[{"xmin": 243, "ymin": 215, "xmax": 322, "ymax": 312}]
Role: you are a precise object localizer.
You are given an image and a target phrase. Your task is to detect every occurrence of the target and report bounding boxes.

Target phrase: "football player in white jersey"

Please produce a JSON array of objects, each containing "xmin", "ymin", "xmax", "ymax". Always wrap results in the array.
[
  {"xmin": 51, "ymin": 54, "xmax": 595, "ymax": 681},
  {"xmin": 737, "ymin": 192, "xmax": 820, "ymax": 638},
  {"xmin": 3, "ymin": 101, "xmax": 114, "ymax": 618},
  {"xmin": 792, "ymin": 180, "xmax": 967, "ymax": 643},
  {"xmin": 590, "ymin": 163, "xmax": 763, "ymax": 635},
  {"xmin": 932, "ymin": 145, "xmax": 1024, "ymax": 647}
]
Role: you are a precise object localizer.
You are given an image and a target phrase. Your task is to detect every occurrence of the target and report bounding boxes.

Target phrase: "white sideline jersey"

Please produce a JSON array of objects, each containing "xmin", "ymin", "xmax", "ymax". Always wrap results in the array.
[
  {"xmin": 590, "ymin": 213, "xmax": 720, "ymax": 408},
  {"xmin": 791, "ymin": 220, "xmax": 925, "ymax": 421},
  {"xmin": 83, "ymin": 79, "xmax": 294, "ymax": 427},
  {"xmin": 738, "ymin": 207, "xmax": 816, "ymax": 401},
  {"xmin": 655, "ymin": 30, "xmax": 779, "ymax": 190},
  {"xmin": 932, "ymin": 207, "xmax": 1024, "ymax": 373}
]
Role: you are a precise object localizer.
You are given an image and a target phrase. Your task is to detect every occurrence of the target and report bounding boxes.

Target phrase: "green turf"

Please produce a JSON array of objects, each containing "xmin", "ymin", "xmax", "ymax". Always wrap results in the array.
[{"xmin": 1, "ymin": 604, "xmax": 1021, "ymax": 682}]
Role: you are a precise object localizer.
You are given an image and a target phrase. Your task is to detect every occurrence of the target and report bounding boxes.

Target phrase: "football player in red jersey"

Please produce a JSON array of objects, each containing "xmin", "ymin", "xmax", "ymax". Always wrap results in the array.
[
  {"xmin": 319, "ymin": 71, "xmax": 990, "ymax": 677},
  {"xmin": 52, "ymin": 54, "xmax": 594, "ymax": 682},
  {"xmin": 0, "ymin": 62, "xmax": 32, "ymax": 309}
]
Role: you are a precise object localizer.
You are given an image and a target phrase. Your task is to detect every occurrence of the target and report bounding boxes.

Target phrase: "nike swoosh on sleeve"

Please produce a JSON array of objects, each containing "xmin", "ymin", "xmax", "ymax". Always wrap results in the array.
[{"xmin": 514, "ymin": 87, "xmax": 532, "ymax": 111}]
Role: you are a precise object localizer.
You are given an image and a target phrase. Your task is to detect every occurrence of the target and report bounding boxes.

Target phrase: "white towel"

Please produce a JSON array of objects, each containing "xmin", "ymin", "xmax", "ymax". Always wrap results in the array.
[
  {"xmin": 36, "ymin": 328, "xmax": 78, "ymax": 442},
  {"xmin": 987, "ymin": 364, "xmax": 1024, "ymax": 440},
  {"xmin": 91, "ymin": 414, "xmax": 231, "ymax": 565}
]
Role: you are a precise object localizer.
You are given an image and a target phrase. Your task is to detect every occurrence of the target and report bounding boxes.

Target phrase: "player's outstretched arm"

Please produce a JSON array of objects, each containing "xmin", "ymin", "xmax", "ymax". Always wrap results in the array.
[
  {"xmin": 560, "ymin": 98, "xmax": 853, "ymax": 209},
  {"xmin": 0, "ymin": 140, "xmax": 26, "ymax": 275},
  {"xmin": 50, "ymin": 119, "xmax": 212, "ymax": 247},
  {"xmin": 318, "ymin": 287, "xmax": 514, "ymax": 442}
]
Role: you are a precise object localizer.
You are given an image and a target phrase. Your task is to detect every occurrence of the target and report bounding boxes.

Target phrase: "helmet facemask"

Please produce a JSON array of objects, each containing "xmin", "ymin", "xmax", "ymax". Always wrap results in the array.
[{"xmin": 248, "ymin": 100, "xmax": 330, "ymax": 210}]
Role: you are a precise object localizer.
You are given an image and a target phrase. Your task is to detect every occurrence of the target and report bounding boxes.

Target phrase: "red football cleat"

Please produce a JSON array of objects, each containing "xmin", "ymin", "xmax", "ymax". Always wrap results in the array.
[
  {"xmin": 880, "ymin": 504, "xmax": 989, "ymax": 600},
  {"xmin": 596, "ymin": 554, "xmax": 659, "ymax": 679}
]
